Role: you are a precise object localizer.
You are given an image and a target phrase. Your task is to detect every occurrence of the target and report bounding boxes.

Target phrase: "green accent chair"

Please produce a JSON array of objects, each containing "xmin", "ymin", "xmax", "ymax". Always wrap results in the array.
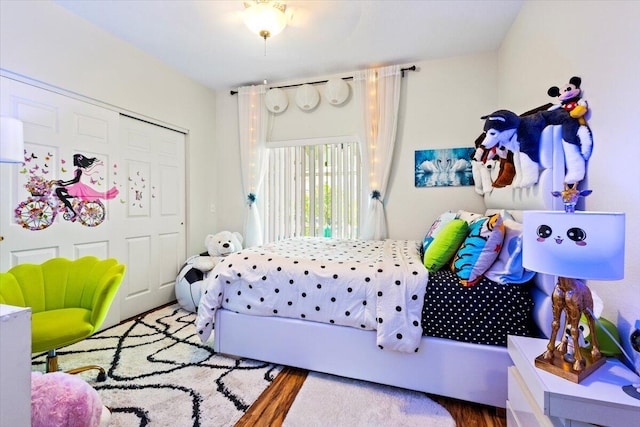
[{"xmin": 0, "ymin": 256, "xmax": 125, "ymax": 381}]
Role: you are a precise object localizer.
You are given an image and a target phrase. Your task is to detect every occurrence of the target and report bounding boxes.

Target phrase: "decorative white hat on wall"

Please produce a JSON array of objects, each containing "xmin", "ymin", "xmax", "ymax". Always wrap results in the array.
[
  {"xmin": 295, "ymin": 84, "xmax": 320, "ymax": 111},
  {"xmin": 324, "ymin": 78, "xmax": 350, "ymax": 106},
  {"xmin": 265, "ymin": 88, "xmax": 288, "ymax": 113}
]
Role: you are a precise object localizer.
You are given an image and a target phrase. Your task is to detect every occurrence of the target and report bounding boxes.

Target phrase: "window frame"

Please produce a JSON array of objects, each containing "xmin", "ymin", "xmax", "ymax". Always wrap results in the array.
[{"xmin": 263, "ymin": 135, "xmax": 362, "ymax": 242}]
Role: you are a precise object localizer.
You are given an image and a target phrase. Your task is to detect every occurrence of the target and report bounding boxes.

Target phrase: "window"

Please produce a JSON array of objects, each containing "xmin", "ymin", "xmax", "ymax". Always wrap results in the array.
[{"xmin": 263, "ymin": 139, "xmax": 361, "ymax": 242}]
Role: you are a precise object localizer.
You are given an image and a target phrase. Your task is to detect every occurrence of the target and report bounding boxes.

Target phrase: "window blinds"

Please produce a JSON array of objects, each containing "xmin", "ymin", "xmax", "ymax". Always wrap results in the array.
[{"xmin": 264, "ymin": 141, "xmax": 361, "ymax": 242}]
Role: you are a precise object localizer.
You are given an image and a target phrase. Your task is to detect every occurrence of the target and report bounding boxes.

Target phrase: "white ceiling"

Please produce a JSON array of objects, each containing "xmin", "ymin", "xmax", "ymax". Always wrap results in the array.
[{"xmin": 54, "ymin": 0, "xmax": 523, "ymax": 92}]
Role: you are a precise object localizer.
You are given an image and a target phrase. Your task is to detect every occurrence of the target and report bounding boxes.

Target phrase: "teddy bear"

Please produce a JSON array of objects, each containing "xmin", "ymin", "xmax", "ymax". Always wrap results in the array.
[
  {"xmin": 31, "ymin": 371, "xmax": 111, "ymax": 427},
  {"xmin": 189, "ymin": 231, "xmax": 244, "ymax": 271},
  {"xmin": 175, "ymin": 231, "xmax": 244, "ymax": 313}
]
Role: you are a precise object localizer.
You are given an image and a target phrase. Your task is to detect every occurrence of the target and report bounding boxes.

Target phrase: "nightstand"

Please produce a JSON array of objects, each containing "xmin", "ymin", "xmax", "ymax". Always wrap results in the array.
[
  {"xmin": 0, "ymin": 304, "xmax": 31, "ymax": 427},
  {"xmin": 507, "ymin": 335, "xmax": 640, "ymax": 427}
]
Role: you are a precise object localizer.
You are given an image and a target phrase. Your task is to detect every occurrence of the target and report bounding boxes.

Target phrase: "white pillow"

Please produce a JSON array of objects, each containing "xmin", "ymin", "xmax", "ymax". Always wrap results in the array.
[
  {"xmin": 484, "ymin": 209, "xmax": 515, "ymax": 221},
  {"xmin": 456, "ymin": 210, "xmax": 484, "ymax": 224},
  {"xmin": 484, "ymin": 218, "xmax": 535, "ymax": 284}
]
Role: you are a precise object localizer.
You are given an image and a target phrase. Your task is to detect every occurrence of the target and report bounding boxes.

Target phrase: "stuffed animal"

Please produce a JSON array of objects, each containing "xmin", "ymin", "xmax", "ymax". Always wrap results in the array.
[
  {"xmin": 478, "ymin": 106, "xmax": 588, "ymax": 187},
  {"xmin": 547, "ymin": 76, "xmax": 594, "ymax": 183},
  {"xmin": 471, "ymin": 145, "xmax": 499, "ymax": 195},
  {"xmin": 187, "ymin": 230, "xmax": 245, "ymax": 273},
  {"xmin": 175, "ymin": 231, "xmax": 244, "ymax": 313},
  {"xmin": 471, "ymin": 132, "xmax": 499, "ymax": 195},
  {"xmin": 31, "ymin": 371, "xmax": 110, "ymax": 427},
  {"xmin": 205, "ymin": 230, "xmax": 244, "ymax": 258},
  {"xmin": 472, "ymin": 127, "xmax": 518, "ymax": 195},
  {"xmin": 478, "ymin": 109, "xmax": 544, "ymax": 188},
  {"xmin": 492, "ymin": 148, "xmax": 516, "ymax": 188},
  {"xmin": 548, "ymin": 76, "xmax": 589, "ymax": 125}
]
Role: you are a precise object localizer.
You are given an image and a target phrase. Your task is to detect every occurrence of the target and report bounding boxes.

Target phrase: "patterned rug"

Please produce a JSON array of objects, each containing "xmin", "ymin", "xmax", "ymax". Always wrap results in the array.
[{"xmin": 32, "ymin": 305, "xmax": 281, "ymax": 427}]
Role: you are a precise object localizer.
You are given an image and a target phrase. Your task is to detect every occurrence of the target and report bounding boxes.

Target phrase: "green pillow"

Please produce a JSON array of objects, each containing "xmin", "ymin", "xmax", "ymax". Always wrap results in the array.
[{"xmin": 423, "ymin": 219, "xmax": 469, "ymax": 272}]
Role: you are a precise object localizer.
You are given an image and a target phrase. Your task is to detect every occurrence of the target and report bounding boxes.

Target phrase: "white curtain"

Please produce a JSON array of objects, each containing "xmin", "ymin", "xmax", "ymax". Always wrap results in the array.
[
  {"xmin": 238, "ymin": 85, "xmax": 268, "ymax": 247},
  {"xmin": 353, "ymin": 65, "xmax": 402, "ymax": 240}
]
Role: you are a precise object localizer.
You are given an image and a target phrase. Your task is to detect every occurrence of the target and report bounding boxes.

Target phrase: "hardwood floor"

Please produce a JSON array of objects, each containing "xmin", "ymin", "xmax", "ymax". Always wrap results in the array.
[{"xmin": 236, "ymin": 366, "xmax": 507, "ymax": 427}]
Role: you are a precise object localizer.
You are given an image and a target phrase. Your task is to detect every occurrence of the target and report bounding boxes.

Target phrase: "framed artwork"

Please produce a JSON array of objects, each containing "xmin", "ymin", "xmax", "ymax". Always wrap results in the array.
[{"xmin": 415, "ymin": 147, "xmax": 475, "ymax": 187}]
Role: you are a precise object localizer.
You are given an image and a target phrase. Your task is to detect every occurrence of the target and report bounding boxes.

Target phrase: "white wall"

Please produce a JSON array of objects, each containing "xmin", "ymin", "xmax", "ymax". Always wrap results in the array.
[
  {"xmin": 387, "ymin": 53, "xmax": 497, "ymax": 239},
  {"xmin": 215, "ymin": 53, "xmax": 497, "ymax": 237},
  {"xmin": 498, "ymin": 0, "xmax": 640, "ymax": 367},
  {"xmin": 0, "ymin": 1, "xmax": 217, "ymax": 255}
]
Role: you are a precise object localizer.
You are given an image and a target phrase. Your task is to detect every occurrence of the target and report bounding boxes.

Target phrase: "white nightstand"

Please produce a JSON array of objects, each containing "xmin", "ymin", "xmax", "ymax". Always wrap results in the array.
[
  {"xmin": 507, "ymin": 335, "xmax": 640, "ymax": 427},
  {"xmin": 0, "ymin": 304, "xmax": 31, "ymax": 427}
]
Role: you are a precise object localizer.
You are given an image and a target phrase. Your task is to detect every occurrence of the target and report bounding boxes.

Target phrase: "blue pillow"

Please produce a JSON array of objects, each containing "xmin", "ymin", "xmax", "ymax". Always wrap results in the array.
[{"xmin": 452, "ymin": 214, "xmax": 505, "ymax": 286}]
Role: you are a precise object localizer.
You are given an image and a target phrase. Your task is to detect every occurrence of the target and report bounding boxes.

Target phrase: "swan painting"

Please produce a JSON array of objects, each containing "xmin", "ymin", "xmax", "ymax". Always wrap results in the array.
[{"xmin": 415, "ymin": 147, "xmax": 475, "ymax": 187}]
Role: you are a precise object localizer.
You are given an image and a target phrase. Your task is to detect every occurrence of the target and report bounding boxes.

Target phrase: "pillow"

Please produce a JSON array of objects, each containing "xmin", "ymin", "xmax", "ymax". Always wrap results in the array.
[
  {"xmin": 423, "ymin": 219, "xmax": 469, "ymax": 273},
  {"xmin": 452, "ymin": 213, "xmax": 505, "ymax": 286},
  {"xmin": 484, "ymin": 209, "xmax": 515, "ymax": 222},
  {"xmin": 456, "ymin": 210, "xmax": 484, "ymax": 224},
  {"xmin": 422, "ymin": 211, "xmax": 457, "ymax": 256},
  {"xmin": 484, "ymin": 218, "xmax": 535, "ymax": 284}
]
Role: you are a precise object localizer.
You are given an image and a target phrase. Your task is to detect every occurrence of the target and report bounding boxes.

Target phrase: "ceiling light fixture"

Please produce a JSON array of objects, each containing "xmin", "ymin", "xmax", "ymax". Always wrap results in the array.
[
  {"xmin": 243, "ymin": 1, "xmax": 287, "ymax": 40},
  {"xmin": 243, "ymin": 1, "xmax": 287, "ymax": 54}
]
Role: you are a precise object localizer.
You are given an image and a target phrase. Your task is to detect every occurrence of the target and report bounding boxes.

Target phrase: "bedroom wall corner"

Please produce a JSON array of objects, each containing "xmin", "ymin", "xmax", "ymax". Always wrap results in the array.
[
  {"xmin": 497, "ymin": 0, "xmax": 640, "ymax": 362},
  {"xmin": 214, "ymin": 91, "xmax": 244, "ymax": 235}
]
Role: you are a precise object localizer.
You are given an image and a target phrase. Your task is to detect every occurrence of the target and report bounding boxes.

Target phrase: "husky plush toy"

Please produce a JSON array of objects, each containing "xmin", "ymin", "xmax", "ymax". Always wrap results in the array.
[{"xmin": 478, "ymin": 100, "xmax": 592, "ymax": 187}]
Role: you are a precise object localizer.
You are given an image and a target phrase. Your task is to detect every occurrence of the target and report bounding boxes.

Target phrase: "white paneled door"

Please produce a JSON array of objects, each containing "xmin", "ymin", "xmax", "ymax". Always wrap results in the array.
[
  {"xmin": 116, "ymin": 116, "xmax": 186, "ymax": 320},
  {"xmin": 0, "ymin": 77, "xmax": 186, "ymax": 326}
]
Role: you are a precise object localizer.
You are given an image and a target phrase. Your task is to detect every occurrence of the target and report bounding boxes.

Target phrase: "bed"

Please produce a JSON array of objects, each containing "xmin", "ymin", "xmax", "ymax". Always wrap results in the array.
[{"xmin": 196, "ymin": 123, "xmax": 572, "ymax": 409}]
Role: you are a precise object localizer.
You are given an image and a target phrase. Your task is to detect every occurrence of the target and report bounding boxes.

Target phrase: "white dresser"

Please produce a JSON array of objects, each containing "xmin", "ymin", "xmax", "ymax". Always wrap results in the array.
[
  {"xmin": 507, "ymin": 335, "xmax": 640, "ymax": 427},
  {"xmin": 0, "ymin": 304, "xmax": 31, "ymax": 427}
]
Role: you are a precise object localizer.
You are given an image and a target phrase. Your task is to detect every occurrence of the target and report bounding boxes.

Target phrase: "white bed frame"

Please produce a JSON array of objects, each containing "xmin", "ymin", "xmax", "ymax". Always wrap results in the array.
[{"xmin": 212, "ymin": 124, "xmax": 569, "ymax": 409}]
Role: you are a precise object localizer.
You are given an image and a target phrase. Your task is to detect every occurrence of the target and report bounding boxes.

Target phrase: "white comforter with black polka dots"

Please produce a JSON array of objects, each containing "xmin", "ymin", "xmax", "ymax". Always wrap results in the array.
[{"xmin": 196, "ymin": 238, "xmax": 428, "ymax": 353}]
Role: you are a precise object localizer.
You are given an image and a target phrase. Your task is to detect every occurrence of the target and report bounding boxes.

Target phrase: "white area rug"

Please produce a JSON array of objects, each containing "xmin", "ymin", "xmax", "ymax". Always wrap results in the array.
[
  {"xmin": 283, "ymin": 371, "xmax": 456, "ymax": 427},
  {"xmin": 32, "ymin": 305, "xmax": 281, "ymax": 427}
]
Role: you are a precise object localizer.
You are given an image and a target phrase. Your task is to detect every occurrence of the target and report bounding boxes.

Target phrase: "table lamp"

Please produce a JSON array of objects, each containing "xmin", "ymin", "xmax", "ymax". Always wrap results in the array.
[{"xmin": 522, "ymin": 208, "xmax": 625, "ymax": 383}]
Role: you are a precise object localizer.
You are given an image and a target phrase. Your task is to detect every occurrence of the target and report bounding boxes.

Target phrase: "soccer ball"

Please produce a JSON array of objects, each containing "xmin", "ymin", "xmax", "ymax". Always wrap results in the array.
[{"xmin": 175, "ymin": 256, "xmax": 207, "ymax": 313}]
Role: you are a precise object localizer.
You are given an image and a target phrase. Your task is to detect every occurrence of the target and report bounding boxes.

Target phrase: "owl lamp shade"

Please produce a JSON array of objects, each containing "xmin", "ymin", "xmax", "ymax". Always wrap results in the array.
[{"xmin": 522, "ymin": 210, "xmax": 626, "ymax": 383}]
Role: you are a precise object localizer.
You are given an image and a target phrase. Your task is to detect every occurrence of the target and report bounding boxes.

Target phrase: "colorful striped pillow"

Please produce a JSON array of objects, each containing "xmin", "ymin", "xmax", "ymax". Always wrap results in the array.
[{"xmin": 452, "ymin": 213, "xmax": 505, "ymax": 286}]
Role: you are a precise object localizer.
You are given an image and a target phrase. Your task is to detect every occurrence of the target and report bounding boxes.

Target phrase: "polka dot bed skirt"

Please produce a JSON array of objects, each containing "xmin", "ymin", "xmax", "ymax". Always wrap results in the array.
[{"xmin": 422, "ymin": 269, "xmax": 534, "ymax": 346}]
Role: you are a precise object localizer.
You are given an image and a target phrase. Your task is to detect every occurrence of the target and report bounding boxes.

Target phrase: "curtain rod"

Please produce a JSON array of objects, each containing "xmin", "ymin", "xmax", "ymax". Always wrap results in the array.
[{"xmin": 230, "ymin": 65, "xmax": 416, "ymax": 95}]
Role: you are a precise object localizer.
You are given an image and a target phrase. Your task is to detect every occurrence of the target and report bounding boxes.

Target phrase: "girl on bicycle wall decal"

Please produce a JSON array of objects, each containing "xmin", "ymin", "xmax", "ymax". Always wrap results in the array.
[{"xmin": 56, "ymin": 154, "xmax": 118, "ymax": 219}]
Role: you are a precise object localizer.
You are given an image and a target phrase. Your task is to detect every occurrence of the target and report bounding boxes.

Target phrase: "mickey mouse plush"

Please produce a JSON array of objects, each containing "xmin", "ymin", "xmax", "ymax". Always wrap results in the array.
[{"xmin": 548, "ymin": 76, "xmax": 589, "ymax": 125}]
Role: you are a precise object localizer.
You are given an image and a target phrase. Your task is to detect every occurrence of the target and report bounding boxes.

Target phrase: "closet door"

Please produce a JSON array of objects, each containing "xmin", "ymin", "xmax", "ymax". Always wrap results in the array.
[
  {"xmin": 116, "ymin": 116, "xmax": 186, "ymax": 320},
  {"xmin": 0, "ymin": 77, "xmax": 120, "ymax": 267},
  {"xmin": 0, "ymin": 77, "xmax": 186, "ymax": 325}
]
